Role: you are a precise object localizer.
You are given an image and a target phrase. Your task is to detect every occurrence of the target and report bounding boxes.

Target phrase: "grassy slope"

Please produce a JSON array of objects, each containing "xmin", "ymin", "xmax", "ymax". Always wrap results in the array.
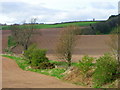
[
  {"xmin": 34, "ymin": 21, "xmax": 98, "ymax": 29},
  {"xmin": 2, "ymin": 21, "xmax": 99, "ymax": 30}
]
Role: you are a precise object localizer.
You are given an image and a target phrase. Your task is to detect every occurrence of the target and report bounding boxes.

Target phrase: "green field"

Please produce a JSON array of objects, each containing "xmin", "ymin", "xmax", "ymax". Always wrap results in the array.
[{"xmin": 2, "ymin": 21, "xmax": 99, "ymax": 30}]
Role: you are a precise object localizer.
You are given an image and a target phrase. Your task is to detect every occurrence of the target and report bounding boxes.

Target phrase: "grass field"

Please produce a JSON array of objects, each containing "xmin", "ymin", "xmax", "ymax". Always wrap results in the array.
[{"xmin": 2, "ymin": 21, "xmax": 99, "ymax": 30}]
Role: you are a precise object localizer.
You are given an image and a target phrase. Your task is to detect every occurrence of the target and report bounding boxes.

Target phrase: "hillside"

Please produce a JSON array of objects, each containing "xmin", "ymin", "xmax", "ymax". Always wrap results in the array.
[
  {"xmin": 2, "ymin": 21, "xmax": 99, "ymax": 30},
  {"xmin": 91, "ymin": 14, "xmax": 119, "ymax": 34}
]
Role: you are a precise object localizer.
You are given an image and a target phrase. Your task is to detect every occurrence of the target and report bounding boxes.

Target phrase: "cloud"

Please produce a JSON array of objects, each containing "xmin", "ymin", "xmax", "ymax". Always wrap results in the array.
[
  {"xmin": 118, "ymin": 1, "xmax": 120, "ymax": 14},
  {"xmin": 1, "ymin": 2, "xmax": 64, "ymax": 24},
  {"xmin": 0, "ymin": 0, "xmax": 118, "ymax": 24},
  {"xmin": 90, "ymin": 2, "xmax": 116, "ymax": 10}
]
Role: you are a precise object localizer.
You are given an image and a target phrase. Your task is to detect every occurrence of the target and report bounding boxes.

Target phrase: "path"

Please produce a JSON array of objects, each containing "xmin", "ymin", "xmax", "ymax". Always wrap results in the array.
[{"xmin": 2, "ymin": 57, "xmax": 86, "ymax": 88}]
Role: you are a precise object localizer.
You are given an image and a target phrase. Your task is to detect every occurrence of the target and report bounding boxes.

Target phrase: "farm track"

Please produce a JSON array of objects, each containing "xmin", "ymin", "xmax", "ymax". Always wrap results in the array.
[{"xmin": 2, "ymin": 57, "xmax": 86, "ymax": 88}]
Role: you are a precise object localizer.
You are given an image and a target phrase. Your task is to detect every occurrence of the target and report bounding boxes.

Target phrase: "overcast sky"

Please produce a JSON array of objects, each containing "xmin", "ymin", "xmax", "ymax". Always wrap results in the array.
[{"xmin": 0, "ymin": 0, "xmax": 119, "ymax": 24}]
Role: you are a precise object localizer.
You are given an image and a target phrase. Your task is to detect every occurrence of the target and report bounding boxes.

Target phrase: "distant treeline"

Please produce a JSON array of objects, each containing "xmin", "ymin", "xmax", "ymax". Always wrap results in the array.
[
  {"xmin": 90, "ymin": 14, "xmax": 119, "ymax": 34},
  {"xmin": 79, "ymin": 14, "xmax": 119, "ymax": 35}
]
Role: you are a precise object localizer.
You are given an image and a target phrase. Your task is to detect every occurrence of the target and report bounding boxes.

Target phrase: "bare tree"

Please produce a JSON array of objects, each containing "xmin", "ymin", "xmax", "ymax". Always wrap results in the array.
[
  {"xmin": 108, "ymin": 27, "xmax": 120, "ymax": 62},
  {"xmin": 9, "ymin": 18, "xmax": 39, "ymax": 52},
  {"xmin": 56, "ymin": 25, "xmax": 80, "ymax": 67}
]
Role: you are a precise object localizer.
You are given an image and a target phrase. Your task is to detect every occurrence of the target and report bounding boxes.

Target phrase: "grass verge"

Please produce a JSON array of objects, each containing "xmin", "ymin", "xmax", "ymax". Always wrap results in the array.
[{"xmin": 2, "ymin": 54, "xmax": 66, "ymax": 79}]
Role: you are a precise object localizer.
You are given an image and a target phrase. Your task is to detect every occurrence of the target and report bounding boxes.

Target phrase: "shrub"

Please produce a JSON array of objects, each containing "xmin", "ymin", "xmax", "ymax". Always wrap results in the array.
[
  {"xmin": 30, "ymin": 49, "xmax": 49, "ymax": 67},
  {"xmin": 77, "ymin": 55, "xmax": 95, "ymax": 78},
  {"xmin": 3, "ymin": 48, "xmax": 13, "ymax": 54},
  {"xmin": 4, "ymin": 35, "xmax": 17, "ymax": 53},
  {"xmin": 8, "ymin": 36, "xmax": 17, "ymax": 48},
  {"xmin": 93, "ymin": 53, "xmax": 117, "ymax": 87},
  {"xmin": 24, "ymin": 45, "xmax": 49, "ymax": 67},
  {"xmin": 24, "ymin": 44, "xmax": 36, "ymax": 61},
  {"xmin": 80, "ymin": 27, "xmax": 98, "ymax": 35},
  {"xmin": 63, "ymin": 56, "xmax": 95, "ymax": 86}
]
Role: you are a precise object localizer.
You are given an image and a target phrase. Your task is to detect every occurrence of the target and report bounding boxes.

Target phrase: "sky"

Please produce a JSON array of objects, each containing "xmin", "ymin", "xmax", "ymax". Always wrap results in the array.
[{"xmin": 0, "ymin": 0, "xmax": 119, "ymax": 24}]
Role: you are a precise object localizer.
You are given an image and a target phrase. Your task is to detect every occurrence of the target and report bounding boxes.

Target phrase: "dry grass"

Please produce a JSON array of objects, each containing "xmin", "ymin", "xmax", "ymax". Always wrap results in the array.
[{"xmin": 62, "ymin": 66, "xmax": 93, "ymax": 87}]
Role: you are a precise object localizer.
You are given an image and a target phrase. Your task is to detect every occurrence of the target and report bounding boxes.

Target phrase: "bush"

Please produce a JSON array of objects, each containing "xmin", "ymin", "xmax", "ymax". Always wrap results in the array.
[
  {"xmin": 30, "ymin": 49, "xmax": 49, "ymax": 67},
  {"xmin": 4, "ymin": 35, "xmax": 17, "ymax": 53},
  {"xmin": 77, "ymin": 55, "xmax": 95, "ymax": 77},
  {"xmin": 24, "ymin": 44, "xmax": 36, "ymax": 61},
  {"xmin": 3, "ymin": 48, "xmax": 13, "ymax": 54},
  {"xmin": 80, "ymin": 27, "xmax": 98, "ymax": 35},
  {"xmin": 24, "ymin": 45, "xmax": 49, "ymax": 67},
  {"xmin": 93, "ymin": 53, "xmax": 117, "ymax": 87},
  {"xmin": 8, "ymin": 36, "xmax": 17, "ymax": 48}
]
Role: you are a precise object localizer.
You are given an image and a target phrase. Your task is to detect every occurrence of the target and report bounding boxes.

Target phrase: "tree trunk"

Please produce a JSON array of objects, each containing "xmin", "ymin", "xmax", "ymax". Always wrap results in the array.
[
  {"xmin": 68, "ymin": 60, "xmax": 71, "ymax": 67},
  {"xmin": 67, "ymin": 52, "xmax": 72, "ymax": 67},
  {"xmin": 24, "ymin": 44, "xmax": 28, "ymax": 51},
  {"xmin": 9, "ymin": 44, "xmax": 18, "ymax": 52}
]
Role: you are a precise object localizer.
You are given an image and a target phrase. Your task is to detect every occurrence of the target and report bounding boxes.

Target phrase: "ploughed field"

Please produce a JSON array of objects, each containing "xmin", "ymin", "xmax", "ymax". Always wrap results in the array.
[{"xmin": 2, "ymin": 28, "xmax": 111, "ymax": 62}]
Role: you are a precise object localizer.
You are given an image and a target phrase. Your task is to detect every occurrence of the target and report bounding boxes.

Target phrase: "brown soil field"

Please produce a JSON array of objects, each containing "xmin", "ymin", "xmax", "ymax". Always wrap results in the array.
[{"xmin": 2, "ymin": 28, "xmax": 111, "ymax": 62}]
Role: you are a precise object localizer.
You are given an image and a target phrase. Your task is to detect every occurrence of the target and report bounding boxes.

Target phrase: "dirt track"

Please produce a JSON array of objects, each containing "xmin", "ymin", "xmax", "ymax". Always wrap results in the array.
[{"xmin": 2, "ymin": 57, "xmax": 86, "ymax": 88}]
